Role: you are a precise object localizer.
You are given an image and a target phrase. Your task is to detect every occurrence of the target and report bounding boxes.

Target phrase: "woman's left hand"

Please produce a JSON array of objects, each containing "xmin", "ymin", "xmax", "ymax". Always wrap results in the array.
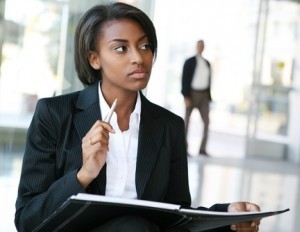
[{"xmin": 228, "ymin": 202, "xmax": 261, "ymax": 231}]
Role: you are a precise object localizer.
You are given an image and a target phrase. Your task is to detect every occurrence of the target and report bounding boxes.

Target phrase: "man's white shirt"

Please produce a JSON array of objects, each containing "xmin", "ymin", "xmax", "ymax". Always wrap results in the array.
[{"xmin": 191, "ymin": 55, "xmax": 209, "ymax": 90}]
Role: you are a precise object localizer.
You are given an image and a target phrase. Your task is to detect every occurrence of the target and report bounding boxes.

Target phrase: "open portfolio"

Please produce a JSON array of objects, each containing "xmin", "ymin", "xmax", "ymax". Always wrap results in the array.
[{"xmin": 33, "ymin": 193, "xmax": 289, "ymax": 232}]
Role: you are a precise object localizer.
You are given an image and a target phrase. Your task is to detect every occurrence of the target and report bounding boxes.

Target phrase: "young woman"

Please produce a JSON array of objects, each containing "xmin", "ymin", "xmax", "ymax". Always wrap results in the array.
[{"xmin": 15, "ymin": 2, "xmax": 260, "ymax": 231}]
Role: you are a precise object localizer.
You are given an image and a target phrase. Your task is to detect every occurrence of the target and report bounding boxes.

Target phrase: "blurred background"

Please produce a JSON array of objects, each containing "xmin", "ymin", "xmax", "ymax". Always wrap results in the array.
[{"xmin": 0, "ymin": 0, "xmax": 299, "ymax": 231}]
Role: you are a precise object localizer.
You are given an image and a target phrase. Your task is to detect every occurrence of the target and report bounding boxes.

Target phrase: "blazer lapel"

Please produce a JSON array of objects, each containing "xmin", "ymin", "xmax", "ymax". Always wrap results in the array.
[
  {"xmin": 74, "ymin": 82, "xmax": 102, "ymax": 140},
  {"xmin": 136, "ymin": 94, "xmax": 165, "ymax": 198},
  {"xmin": 73, "ymin": 81, "xmax": 106, "ymax": 194}
]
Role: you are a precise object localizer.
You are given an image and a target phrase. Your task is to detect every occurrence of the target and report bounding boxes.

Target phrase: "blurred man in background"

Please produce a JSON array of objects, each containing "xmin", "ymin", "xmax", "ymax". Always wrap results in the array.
[{"xmin": 181, "ymin": 40, "xmax": 212, "ymax": 156}]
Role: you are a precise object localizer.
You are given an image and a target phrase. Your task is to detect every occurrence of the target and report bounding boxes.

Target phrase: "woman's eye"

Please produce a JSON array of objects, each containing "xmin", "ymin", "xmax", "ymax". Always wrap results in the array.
[
  {"xmin": 114, "ymin": 46, "xmax": 127, "ymax": 52},
  {"xmin": 140, "ymin": 43, "xmax": 152, "ymax": 50}
]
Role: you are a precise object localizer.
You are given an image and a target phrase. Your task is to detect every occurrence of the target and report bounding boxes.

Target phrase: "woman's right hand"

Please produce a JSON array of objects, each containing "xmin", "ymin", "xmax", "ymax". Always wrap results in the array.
[{"xmin": 77, "ymin": 120, "xmax": 115, "ymax": 189}]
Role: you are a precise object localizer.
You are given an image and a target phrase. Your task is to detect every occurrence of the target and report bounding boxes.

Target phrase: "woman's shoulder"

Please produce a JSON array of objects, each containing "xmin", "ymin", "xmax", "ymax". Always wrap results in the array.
[
  {"xmin": 34, "ymin": 91, "xmax": 82, "ymax": 119},
  {"xmin": 37, "ymin": 91, "xmax": 80, "ymax": 107}
]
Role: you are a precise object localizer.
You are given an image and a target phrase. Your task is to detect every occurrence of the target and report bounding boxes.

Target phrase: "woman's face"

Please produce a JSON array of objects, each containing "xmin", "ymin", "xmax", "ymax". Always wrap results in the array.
[{"xmin": 89, "ymin": 19, "xmax": 154, "ymax": 93}]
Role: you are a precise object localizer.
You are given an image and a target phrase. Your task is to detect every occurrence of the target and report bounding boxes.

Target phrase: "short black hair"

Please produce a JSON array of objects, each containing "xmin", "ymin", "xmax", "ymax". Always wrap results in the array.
[{"xmin": 74, "ymin": 2, "xmax": 157, "ymax": 86}]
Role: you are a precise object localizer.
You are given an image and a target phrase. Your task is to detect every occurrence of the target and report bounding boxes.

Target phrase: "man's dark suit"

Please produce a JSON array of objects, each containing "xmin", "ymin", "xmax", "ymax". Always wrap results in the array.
[{"xmin": 15, "ymin": 82, "xmax": 229, "ymax": 232}]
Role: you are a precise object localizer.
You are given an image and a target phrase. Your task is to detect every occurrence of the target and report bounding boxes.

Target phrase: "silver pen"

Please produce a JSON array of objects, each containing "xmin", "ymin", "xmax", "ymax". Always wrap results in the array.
[{"xmin": 104, "ymin": 98, "xmax": 117, "ymax": 123}]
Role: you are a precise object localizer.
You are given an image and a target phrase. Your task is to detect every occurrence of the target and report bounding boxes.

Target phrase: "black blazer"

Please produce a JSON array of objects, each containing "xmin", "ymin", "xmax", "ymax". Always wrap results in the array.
[
  {"xmin": 15, "ymin": 82, "xmax": 229, "ymax": 232},
  {"xmin": 181, "ymin": 56, "xmax": 212, "ymax": 100}
]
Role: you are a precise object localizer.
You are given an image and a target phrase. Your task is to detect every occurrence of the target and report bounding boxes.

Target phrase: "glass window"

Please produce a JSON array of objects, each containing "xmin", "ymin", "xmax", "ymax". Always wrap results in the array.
[{"xmin": 0, "ymin": 1, "xmax": 154, "ymax": 231}]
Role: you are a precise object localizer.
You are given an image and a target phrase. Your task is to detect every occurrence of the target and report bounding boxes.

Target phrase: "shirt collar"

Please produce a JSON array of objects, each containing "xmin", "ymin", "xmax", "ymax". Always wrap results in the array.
[
  {"xmin": 132, "ymin": 91, "xmax": 141, "ymax": 127},
  {"xmin": 196, "ymin": 54, "xmax": 203, "ymax": 60}
]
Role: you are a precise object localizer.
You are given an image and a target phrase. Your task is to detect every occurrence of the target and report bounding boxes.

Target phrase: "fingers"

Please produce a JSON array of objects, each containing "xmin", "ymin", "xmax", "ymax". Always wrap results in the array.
[
  {"xmin": 91, "ymin": 120, "xmax": 116, "ymax": 134},
  {"xmin": 231, "ymin": 223, "xmax": 259, "ymax": 232},
  {"xmin": 83, "ymin": 120, "xmax": 115, "ymax": 150},
  {"xmin": 229, "ymin": 202, "xmax": 261, "ymax": 232},
  {"xmin": 88, "ymin": 131, "xmax": 109, "ymax": 147},
  {"xmin": 229, "ymin": 202, "xmax": 260, "ymax": 213},
  {"xmin": 244, "ymin": 202, "xmax": 261, "ymax": 228},
  {"xmin": 246, "ymin": 202, "xmax": 261, "ymax": 213}
]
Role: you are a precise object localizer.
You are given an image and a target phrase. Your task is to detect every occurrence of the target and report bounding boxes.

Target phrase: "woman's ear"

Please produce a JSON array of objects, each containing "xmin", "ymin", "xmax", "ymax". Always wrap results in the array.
[{"xmin": 88, "ymin": 51, "xmax": 101, "ymax": 70}]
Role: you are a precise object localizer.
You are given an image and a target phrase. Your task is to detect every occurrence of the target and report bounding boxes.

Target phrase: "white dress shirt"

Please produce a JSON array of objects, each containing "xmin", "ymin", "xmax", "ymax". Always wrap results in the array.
[
  {"xmin": 98, "ymin": 83, "xmax": 140, "ymax": 199},
  {"xmin": 191, "ymin": 55, "xmax": 210, "ymax": 90}
]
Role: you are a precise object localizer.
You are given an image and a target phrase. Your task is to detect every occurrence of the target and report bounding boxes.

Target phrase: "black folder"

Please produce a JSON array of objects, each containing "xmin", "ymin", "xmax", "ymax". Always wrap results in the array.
[{"xmin": 33, "ymin": 193, "xmax": 289, "ymax": 232}]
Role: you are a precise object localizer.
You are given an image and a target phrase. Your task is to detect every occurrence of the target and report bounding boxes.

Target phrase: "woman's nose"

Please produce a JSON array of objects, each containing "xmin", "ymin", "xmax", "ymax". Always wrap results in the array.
[{"xmin": 130, "ymin": 49, "xmax": 143, "ymax": 64}]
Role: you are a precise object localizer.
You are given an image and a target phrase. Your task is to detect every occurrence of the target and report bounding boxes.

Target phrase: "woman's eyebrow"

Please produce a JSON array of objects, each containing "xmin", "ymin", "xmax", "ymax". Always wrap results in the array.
[
  {"xmin": 109, "ymin": 39, "xmax": 127, "ymax": 43},
  {"xmin": 108, "ymin": 35, "xmax": 148, "ymax": 44},
  {"xmin": 137, "ymin": 34, "xmax": 147, "ymax": 42}
]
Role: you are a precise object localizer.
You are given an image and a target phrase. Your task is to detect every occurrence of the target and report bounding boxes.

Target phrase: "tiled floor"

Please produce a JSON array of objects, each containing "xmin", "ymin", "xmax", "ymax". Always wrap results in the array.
[
  {"xmin": 188, "ymin": 155, "xmax": 298, "ymax": 232},
  {"xmin": 0, "ymin": 131, "xmax": 299, "ymax": 232}
]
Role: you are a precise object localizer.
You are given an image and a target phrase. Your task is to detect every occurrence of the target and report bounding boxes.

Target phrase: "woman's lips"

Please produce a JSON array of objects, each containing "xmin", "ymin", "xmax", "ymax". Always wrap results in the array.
[{"xmin": 128, "ymin": 69, "xmax": 148, "ymax": 79}]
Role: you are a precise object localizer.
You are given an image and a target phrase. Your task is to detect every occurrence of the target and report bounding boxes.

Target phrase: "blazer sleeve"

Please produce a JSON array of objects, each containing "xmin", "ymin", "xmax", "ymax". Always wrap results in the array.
[
  {"xmin": 163, "ymin": 116, "xmax": 192, "ymax": 207},
  {"xmin": 206, "ymin": 59, "xmax": 213, "ymax": 101},
  {"xmin": 15, "ymin": 99, "xmax": 85, "ymax": 232},
  {"xmin": 181, "ymin": 57, "xmax": 196, "ymax": 97}
]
